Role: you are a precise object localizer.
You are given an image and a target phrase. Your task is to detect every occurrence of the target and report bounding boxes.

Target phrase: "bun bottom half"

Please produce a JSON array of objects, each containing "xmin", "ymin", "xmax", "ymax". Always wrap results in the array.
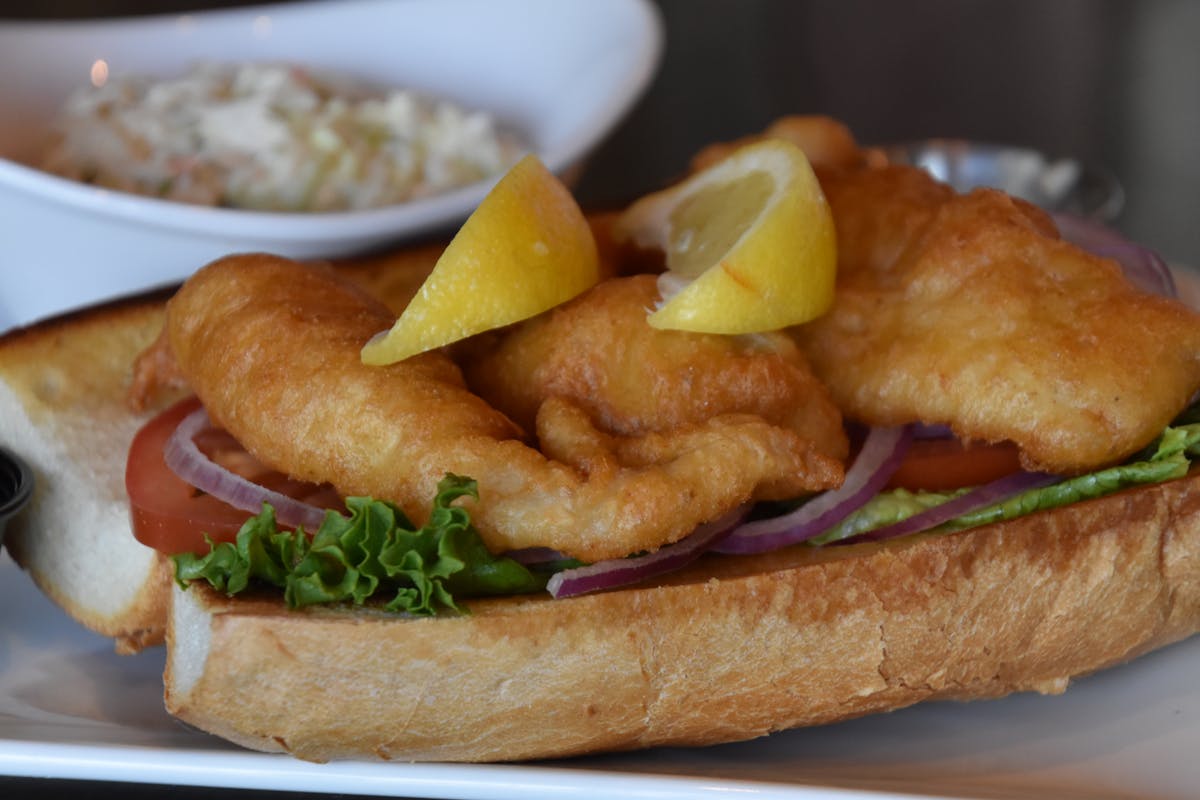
[
  {"xmin": 165, "ymin": 468, "xmax": 1200, "ymax": 762},
  {"xmin": 0, "ymin": 299, "xmax": 174, "ymax": 653}
]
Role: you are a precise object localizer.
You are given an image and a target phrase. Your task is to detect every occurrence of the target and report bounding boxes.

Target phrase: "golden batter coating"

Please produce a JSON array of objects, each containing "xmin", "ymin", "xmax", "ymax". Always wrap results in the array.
[
  {"xmin": 795, "ymin": 163, "xmax": 1200, "ymax": 474},
  {"xmin": 685, "ymin": 115, "xmax": 1200, "ymax": 475},
  {"xmin": 462, "ymin": 274, "xmax": 848, "ymax": 465},
  {"xmin": 163, "ymin": 255, "xmax": 843, "ymax": 562}
]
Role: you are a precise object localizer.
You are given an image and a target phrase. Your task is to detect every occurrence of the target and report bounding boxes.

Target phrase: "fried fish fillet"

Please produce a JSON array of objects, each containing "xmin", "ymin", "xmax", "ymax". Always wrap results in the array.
[
  {"xmin": 683, "ymin": 116, "xmax": 1200, "ymax": 475},
  {"xmin": 796, "ymin": 163, "xmax": 1200, "ymax": 474},
  {"xmin": 462, "ymin": 274, "xmax": 848, "ymax": 467},
  {"xmin": 160, "ymin": 255, "xmax": 843, "ymax": 561}
]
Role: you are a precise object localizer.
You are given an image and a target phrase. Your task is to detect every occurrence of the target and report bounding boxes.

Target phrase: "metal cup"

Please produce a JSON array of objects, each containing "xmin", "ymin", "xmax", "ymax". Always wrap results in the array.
[{"xmin": 883, "ymin": 139, "xmax": 1124, "ymax": 222}]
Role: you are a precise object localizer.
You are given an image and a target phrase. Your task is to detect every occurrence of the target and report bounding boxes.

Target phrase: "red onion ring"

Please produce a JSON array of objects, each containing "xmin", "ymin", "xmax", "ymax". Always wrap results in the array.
[
  {"xmin": 844, "ymin": 470, "xmax": 1060, "ymax": 545},
  {"xmin": 547, "ymin": 505, "xmax": 749, "ymax": 598},
  {"xmin": 712, "ymin": 425, "xmax": 913, "ymax": 555},
  {"xmin": 1053, "ymin": 212, "xmax": 1177, "ymax": 298},
  {"xmin": 164, "ymin": 406, "xmax": 330, "ymax": 531}
]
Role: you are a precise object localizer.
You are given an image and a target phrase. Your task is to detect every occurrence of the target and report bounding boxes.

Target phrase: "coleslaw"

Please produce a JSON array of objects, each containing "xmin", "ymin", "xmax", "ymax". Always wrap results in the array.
[{"xmin": 40, "ymin": 62, "xmax": 524, "ymax": 212}]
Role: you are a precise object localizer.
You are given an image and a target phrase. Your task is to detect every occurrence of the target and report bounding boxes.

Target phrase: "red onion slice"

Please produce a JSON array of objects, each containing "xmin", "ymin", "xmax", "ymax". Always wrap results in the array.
[
  {"xmin": 1053, "ymin": 212, "xmax": 1177, "ymax": 298},
  {"xmin": 164, "ymin": 406, "xmax": 331, "ymax": 531},
  {"xmin": 712, "ymin": 425, "xmax": 913, "ymax": 555},
  {"xmin": 547, "ymin": 505, "xmax": 748, "ymax": 599},
  {"xmin": 845, "ymin": 470, "xmax": 1060, "ymax": 545}
]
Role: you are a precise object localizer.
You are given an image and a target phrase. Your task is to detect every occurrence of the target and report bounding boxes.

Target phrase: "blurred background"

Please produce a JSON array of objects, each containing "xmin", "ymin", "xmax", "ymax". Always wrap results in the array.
[
  {"xmin": 2, "ymin": 0, "xmax": 1197, "ymax": 265},
  {"xmin": 591, "ymin": 0, "xmax": 1200, "ymax": 266}
]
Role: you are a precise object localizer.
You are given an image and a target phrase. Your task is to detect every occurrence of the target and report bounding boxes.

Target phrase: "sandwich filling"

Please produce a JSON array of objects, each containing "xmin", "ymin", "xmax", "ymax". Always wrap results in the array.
[{"xmin": 124, "ymin": 117, "xmax": 1200, "ymax": 615}]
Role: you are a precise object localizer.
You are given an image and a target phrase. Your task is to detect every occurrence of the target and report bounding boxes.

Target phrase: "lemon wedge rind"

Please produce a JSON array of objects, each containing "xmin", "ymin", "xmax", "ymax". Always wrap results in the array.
[
  {"xmin": 616, "ymin": 139, "xmax": 837, "ymax": 336},
  {"xmin": 361, "ymin": 154, "xmax": 600, "ymax": 366}
]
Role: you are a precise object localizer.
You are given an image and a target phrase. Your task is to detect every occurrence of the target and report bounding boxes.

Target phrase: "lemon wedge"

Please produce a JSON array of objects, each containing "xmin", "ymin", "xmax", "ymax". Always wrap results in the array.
[
  {"xmin": 614, "ymin": 139, "xmax": 836, "ymax": 334},
  {"xmin": 361, "ymin": 154, "xmax": 600, "ymax": 365}
]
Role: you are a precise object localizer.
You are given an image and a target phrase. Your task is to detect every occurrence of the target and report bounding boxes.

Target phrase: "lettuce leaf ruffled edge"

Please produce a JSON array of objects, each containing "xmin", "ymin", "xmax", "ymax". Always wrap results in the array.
[{"xmin": 172, "ymin": 474, "xmax": 544, "ymax": 616}]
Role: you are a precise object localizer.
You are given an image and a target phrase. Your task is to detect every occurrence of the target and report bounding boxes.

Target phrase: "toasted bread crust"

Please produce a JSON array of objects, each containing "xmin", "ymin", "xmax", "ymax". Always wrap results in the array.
[
  {"xmin": 165, "ymin": 468, "xmax": 1200, "ymax": 762},
  {"xmin": 0, "ymin": 297, "xmax": 177, "ymax": 651}
]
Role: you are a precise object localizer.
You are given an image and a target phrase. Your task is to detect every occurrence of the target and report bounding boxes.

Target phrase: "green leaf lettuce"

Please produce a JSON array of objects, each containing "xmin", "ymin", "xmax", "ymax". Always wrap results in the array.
[
  {"xmin": 810, "ymin": 423, "xmax": 1200, "ymax": 545},
  {"xmin": 172, "ymin": 474, "xmax": 544, "ymax": 616}
]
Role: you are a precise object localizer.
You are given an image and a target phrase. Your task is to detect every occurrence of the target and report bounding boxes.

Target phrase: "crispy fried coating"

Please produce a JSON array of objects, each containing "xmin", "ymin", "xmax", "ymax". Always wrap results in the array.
[
  {"xmin": 689, "ymin": 115, "xmax": 1200, "ymax": 474},
  {"xmin": 462, "ymin": 274, "xmax": 848, "ymax": 465},
  {"xmin": 690, "ymin": 115, "xmax": 876, "ymax": 174},
  {"xmin": 164, "ymin": 255, "xmax": 843, "ymax": 561},
  {"xmin": 795, "ymin": 163, "xmax": 1200, "ymax": 474}
]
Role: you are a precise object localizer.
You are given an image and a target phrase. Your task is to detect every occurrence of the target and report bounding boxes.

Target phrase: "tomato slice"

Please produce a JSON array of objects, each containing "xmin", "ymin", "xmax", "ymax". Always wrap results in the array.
[
  {"xmin": 886, "ymin": 437, "xmax": 1022, "ymax": 492},
  {"xmin": 126, "ymin": 396, "xmax": 340, "ymax": 555},
  {"xmin": 126, "ymin": 397, "xmax": 255, "ymax": 555}
]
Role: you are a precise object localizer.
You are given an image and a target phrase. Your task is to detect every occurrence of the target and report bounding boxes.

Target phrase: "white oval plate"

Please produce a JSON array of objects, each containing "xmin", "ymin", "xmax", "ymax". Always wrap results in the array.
[
  {"xmin": 0, "ymin": 0, "xmax": 662, "ymax": 329},
  {"xmin": 3, "ymin": 527, "xmax": 1200, "ymax": 799}
]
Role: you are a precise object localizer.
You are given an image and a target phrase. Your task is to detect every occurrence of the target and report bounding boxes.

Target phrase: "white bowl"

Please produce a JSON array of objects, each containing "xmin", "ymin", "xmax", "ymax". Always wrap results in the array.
[{"xmin": 0, "ymin": 0, "xmax": 662, "ymax": 330}]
